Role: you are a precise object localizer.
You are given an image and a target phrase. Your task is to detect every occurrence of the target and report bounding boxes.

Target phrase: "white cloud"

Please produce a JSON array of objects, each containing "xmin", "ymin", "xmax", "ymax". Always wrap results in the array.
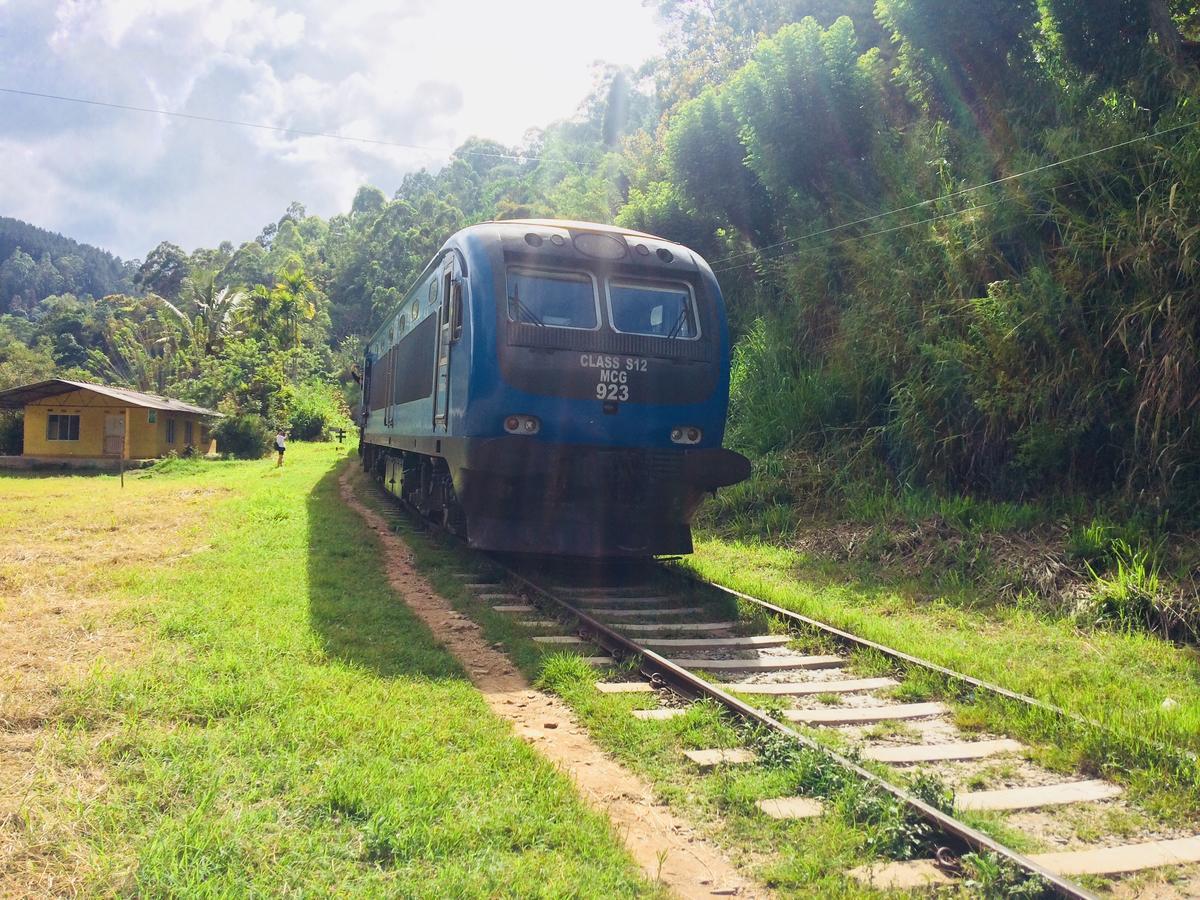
[{"xmin": 0, "ymin": 0, "xmax": 665, "ymax": 259}]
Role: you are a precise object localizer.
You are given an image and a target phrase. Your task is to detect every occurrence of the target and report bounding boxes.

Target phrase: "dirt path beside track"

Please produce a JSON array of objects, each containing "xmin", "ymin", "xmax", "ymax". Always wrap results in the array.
[{"xmin": 340, "ymin": 468, "xmax": 763, "ymax": 900}]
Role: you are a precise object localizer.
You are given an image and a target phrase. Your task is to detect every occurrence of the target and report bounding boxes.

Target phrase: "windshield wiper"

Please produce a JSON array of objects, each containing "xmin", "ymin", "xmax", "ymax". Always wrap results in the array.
[
  {"xmin": 508, "ymin": 287, "xmax": 545, "ymax": 327},
  {"xmin": 666, "ymin": 300, "xmax": 692, "ymax": 339}
]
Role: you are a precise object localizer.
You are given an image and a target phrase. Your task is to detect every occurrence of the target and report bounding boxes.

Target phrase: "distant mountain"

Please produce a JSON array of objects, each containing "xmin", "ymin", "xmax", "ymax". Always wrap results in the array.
[{"xmin": 0, "ymin": 216, "xmax": 135, "ymax": 313}]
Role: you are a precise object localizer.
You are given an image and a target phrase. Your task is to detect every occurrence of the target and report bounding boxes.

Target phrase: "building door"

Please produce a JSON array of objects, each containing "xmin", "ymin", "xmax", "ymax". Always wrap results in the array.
[{"xmin": 103, "ymin": 413, "xmax": 125, "ymax": 457}]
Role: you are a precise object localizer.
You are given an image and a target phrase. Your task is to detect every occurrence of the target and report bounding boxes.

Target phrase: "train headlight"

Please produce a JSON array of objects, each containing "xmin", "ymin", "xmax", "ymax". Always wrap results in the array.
[
  {"xmin": 671, "ymin": 426, "xmax": 702, "ymax": 445},
  {"xmin": 505, "ymin": 414, "xmax": 541, "ymax": 435}
]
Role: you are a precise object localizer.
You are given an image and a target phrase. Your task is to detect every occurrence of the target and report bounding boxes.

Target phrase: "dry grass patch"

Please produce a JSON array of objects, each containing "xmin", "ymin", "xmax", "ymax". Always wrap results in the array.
[{"xmin": 0, "ymin": 466, "xmax": 233, "ymax": 893}]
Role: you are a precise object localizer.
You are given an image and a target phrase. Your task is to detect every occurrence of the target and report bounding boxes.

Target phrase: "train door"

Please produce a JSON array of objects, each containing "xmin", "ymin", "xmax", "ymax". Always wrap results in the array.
[
  {"xmin": 383, "ymin": 332, "xmax": 396, "ymax": 428},
  {"xmin": 360, "ymin": 355, "xmax": 372, "ymax": 426},
  {"xmin": 432, "ymin": 257, "xmax": 463, "ymax": 430}
]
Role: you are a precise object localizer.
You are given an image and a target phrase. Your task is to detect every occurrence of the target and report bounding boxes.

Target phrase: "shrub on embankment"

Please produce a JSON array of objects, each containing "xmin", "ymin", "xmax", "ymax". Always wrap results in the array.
[{"xmin": 213, "ymin": 414, "xmax": 272, "ymax": 459}]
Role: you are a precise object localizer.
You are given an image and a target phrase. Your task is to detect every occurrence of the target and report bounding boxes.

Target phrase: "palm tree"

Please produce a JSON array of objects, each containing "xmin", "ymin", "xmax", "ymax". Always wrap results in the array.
[
  {"xmin": 152, "ymin": 271, "xmax": 246, "ymax": 356},
  {"xmin": 182, "ymin": 271, "xmax": 247, "ymax": 355},
  {"xmin": 239, "ymin": 284, "xmax": 276, "ymax": 342},
  {"xmin": 274, "ymin": 264, "xmax": 317, "ymax": 352}
]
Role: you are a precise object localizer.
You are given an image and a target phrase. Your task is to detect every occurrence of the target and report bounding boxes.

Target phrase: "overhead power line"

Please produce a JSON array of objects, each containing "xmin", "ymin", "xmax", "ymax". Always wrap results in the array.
[
  {"xmin": 0, "ymin": 85, "xmax": 548, "ymax": 165},
  {"xmin": 710, "ymin": 177, "xmax": 1084, "ymax": 276},
  {"xmin": 712, "ymin": 196, "xmax": 1012, "ymax": 275},
  {"xmin": 708, "ymin": 117, "xmax": 1200, "ymax": 269}
]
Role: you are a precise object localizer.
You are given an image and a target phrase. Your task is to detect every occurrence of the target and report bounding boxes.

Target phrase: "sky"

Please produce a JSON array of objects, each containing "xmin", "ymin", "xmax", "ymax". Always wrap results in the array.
[{"xmin": 0, "ymin": 0, "xmax": 666, "ymax": 260}]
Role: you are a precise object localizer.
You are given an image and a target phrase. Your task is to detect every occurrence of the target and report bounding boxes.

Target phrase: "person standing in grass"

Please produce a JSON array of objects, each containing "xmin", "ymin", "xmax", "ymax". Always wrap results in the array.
[{"xmin": 274, "ymin": 429, "xmax": 287, "ymax": 467}]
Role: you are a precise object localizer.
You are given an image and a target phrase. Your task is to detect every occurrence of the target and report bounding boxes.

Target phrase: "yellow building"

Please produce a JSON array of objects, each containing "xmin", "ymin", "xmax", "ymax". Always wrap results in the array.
[{"xmin": 0, "ymin": 379, "xmax": 220, "ymax": 462}]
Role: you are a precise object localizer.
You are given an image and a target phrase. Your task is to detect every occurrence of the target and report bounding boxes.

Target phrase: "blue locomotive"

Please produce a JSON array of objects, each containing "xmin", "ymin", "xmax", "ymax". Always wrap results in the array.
[{"xmin": 359, "ymin": 219, "xmax": 750, "ymax": 557}]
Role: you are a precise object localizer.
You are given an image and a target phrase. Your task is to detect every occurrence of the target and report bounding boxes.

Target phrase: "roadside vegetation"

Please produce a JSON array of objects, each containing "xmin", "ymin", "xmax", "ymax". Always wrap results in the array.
[{"xmin": 0, "ymin": 444, "xmax": 651, "ymax": 897}]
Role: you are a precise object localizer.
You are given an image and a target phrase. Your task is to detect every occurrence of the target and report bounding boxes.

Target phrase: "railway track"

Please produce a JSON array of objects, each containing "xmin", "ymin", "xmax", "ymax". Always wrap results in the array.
[{"xmin": 370, "ymin": 484, "xmax": 1200, "ymax": 898}]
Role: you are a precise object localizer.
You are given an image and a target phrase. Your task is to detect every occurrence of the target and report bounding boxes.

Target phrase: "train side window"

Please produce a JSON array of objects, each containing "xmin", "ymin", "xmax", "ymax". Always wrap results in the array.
[
  {"xmin": 450, "ymin": 279, "xmax": 464, "ymax": 342},
  {"xmin": 607, "ymin": 279, "xmax": 701, "ymax": 340}
]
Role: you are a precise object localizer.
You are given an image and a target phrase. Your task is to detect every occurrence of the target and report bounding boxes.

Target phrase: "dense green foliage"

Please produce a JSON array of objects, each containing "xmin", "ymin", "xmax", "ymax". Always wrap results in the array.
[
  {"xmin": 644, "ymin": 0, "xmax": 1200, "ymax": 523},
  {"xmin": 211, "ymin": 414, "xmax": 272, "ymax": 460},
  {"xmin": 3, "ymin": 0, "xmax": 1199, "ymax": 514}
]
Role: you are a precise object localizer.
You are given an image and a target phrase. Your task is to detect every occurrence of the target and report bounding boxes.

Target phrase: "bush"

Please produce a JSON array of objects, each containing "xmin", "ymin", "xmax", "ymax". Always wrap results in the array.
[
  {"xmin": 212, "ymin": 414, "xmax": 271, "ymax": 459},
  {"xmin": 285, "ymin": 381, "xmax": 353, "ymax": 441},
  {"xmin": 726, "ymin": 319, "xmax": 857, "ymax": 456}
]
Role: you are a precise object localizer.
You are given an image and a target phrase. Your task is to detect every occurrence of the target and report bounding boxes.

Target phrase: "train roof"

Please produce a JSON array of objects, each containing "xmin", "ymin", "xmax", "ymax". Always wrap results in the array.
[{"xmin": 479, "ymin": 219, "xmax": 668, "ymax": 242}]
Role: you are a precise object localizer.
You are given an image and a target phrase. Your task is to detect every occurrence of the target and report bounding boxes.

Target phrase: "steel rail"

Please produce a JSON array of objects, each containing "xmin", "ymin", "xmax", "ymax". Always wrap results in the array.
[
  {"xmin": 679, "ymin": 568, "xmax": 1199, "ymax": 769},
  {"xmin": 495, "ymin": 560, "xmax": 1098, "ymax": 900},
  {"xmin": 365, "ymin": 481, "xmax": 1093, "ymax": 898}
]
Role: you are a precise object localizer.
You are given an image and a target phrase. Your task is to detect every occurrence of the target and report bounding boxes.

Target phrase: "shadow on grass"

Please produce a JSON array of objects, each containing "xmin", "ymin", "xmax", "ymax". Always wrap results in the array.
[{"xmin": 305, "ymin": 461, "xmax": 465, "ymax": 682}]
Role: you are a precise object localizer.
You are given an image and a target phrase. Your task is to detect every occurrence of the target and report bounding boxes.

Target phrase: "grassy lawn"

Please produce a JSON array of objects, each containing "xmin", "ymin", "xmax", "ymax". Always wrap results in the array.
[
  {"xmin": 0, "ymin": 444, "xmax": 652, "ymax": 896},
  {"xmin": 686, "ymin": 537, "xmax": 1200, "ymax": 820}
]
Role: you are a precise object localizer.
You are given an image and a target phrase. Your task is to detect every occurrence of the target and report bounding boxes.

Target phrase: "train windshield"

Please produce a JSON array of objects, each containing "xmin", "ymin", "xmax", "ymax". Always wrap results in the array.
[
  {"xmin": 607, "ymin": 280, "xmax": 699, "ymax": 340},
  {"xmin": 507, "ymin": 268, "xmax": 598, "ymax": 330}
]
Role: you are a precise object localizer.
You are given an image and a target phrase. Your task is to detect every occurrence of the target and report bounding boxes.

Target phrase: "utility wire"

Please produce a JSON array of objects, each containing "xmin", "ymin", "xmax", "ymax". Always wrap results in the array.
[
  {"xmin": 0, "ymin": 85, "xmax": 557, "ymax": 165},
  {"xmin": 707, "ymin": 117, "xmax": 1199, "ymax": 268},
  {"xmin": 710, "ymin": 177, "xmax": 1081, "ymax": 276}
]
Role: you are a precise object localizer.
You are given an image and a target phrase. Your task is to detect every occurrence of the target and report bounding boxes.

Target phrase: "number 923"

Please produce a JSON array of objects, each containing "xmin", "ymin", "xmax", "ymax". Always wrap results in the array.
[{"xmin": 596, "ymin": 382, "xmax": 629, "ymax": 401}]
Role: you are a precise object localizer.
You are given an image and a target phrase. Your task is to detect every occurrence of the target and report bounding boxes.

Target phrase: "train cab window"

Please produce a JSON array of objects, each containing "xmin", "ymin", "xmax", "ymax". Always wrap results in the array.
[
  {"xmin": 607, "ymin": 280, "xmax": 700, "ymax": 340},
  {"xmin": 506, "ymin": 268, "xmax": 598, "ymax": 330}
]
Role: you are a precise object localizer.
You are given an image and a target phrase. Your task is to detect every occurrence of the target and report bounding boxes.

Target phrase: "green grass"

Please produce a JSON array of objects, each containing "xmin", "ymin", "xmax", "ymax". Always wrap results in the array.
[
  {"xmin": 3, "ymin": 444, "xmax": 653, "ymax": 896},
  {"xmin": 686, "ymin": 537, "xmax": 1200, "ymax": 820},
  {"xmin": 348, "ymin": 475, "xmax": 997, "ymax": 897},
  {"xmin": 349, "ymin": 463, "xmax": 1200, "ymax": 894}
]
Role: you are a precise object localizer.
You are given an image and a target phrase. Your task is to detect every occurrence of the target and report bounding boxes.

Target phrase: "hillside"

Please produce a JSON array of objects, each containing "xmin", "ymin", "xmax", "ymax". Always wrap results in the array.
[{"xmin": 0, "ymin": 215, "xmax": 134, "ymax": 312}]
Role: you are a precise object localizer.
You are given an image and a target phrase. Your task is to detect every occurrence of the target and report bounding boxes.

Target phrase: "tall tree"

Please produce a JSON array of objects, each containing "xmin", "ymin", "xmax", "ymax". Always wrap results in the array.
[
  {"xmin": 727, "ymin": 17, "xmax": 877, "ymax": 204},
  {"xmin": 665, "ymin": 86, "xmax": 775, "ymax": 241},
  {"xmin": 135, "ymin": 241, "xmax": 189, "ymax": 300}
]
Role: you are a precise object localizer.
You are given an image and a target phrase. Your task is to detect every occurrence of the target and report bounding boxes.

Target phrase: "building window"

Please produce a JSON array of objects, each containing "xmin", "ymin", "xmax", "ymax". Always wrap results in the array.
[
  {"xmin": 148, "ymin": 410, "xmax": 157, "ymax": 424},
  {"xmin": 166, "ymin": 418, "xmax": 176, "ymax": 444},
  {"xmin": 184, "ymin": 420, "xmax": 194, "ymax": 445},
  {"xmin": 46, "ymin": 414, "xmax": 80, "ymax": 441}
]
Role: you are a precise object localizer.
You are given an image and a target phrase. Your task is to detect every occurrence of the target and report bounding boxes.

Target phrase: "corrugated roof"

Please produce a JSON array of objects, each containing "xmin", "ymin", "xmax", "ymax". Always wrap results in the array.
[{"xmin": 0, "ymin": 379, "xmax": 222, "ymax": 416}]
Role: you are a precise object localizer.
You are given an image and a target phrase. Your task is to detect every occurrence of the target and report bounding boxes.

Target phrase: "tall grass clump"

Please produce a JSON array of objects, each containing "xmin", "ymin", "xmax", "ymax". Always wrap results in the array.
[
  {"xmin": 283, "ymin": 380, "xmax": 354, "ymax": 441},
  {"xmin": 1079, "ymin": 540, "xmax": 1197, "ymax": 641}
]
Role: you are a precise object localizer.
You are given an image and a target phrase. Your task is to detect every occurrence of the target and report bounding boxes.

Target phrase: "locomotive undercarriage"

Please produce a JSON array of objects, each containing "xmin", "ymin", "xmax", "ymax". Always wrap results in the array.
[
  {"xmin": 362, "ymin": 437, "xmax": 749, "ymax": 558},
  {"xmin": 364, "ymin": 444, "xmax": 467, "ymax": 535}
]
